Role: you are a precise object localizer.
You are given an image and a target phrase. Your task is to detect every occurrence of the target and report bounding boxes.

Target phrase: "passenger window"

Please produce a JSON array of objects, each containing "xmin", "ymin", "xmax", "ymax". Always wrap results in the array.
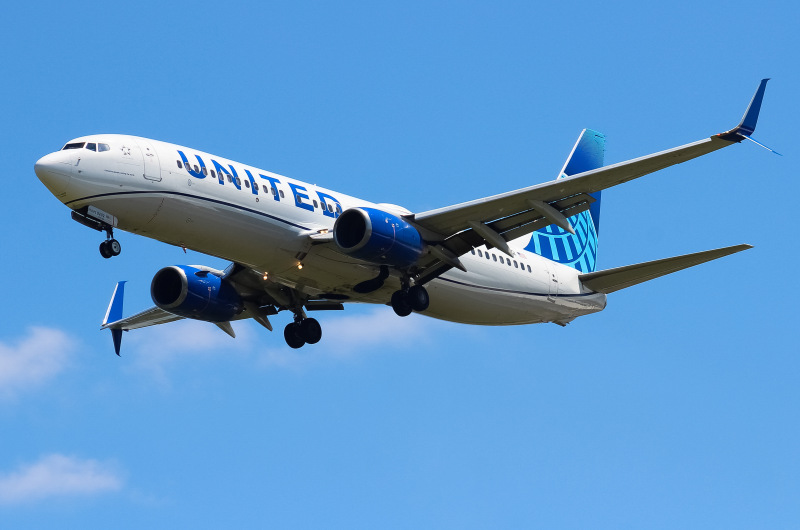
[
  {"xmin": 235, "ymin": 177, "xmax": 241, "ymax": 186},
  {"xmin": 202, "ymin": 167, "xmax": 208, "ymax": 176},
  {"xmin": 177, "ymin": 160, "xmax": 183, "ymax": 169},
  {"xmin": 328, "ymin": 204, "xmax": 333, "ymax": 212},
  {"xmin": 499, "ymin": 256, "xmax": 504, "ymax": 264},
  {"xmin": 244, "ymin": 179, "xmax": 250, "ymax": 188},
  {"xmin": 313, "ymin": 200, "xmax": 318, "ymax": 208},
  {"xmin": 527, "ymin": 265, "xmax": 532, "ymax": 273},
  {"xmin": 98, "ymin": 143, "xmax": 110, "ymax": 152},
  {"xmin": 477, "ymin": 249, "xmax": 482, "ymax": 257},
  {"xmin": 336, "ymin": 205, "xmax": 342, "ymax": 213},
  {"xmin": 470, "ymin": 249, "xmax": 475, "ymax": 255},
  {"xmin": 227, "ymin": 175, "xmax": 232, "ymax": 183},
  {"xmin": 194, "ymin": 165, "xmax": 199, "ymax": 173},
  {"xmin": 262, "ymin": 185, "xmax": 268, "ymax": 194},
  {"xmin": 86, "ymin": 143, "xmax": 97, "ymax": 151},
  {"xmin": 211, "ymin": 170, "xmax": 216, "ymax": 178},
  {"xmin": 513, "ymin": 260, "xmax": 518, "ymax": 268},
  {"xmin": 280, "ymin": 190, "xmax": 285, "ymax": 198},
  {"xmin": 492, "ymin": 254, "xmax": 497, "ymax": 262},
  {"xmin": 271, "ymin": 187, "xmax": 277, "ymax": 196}
]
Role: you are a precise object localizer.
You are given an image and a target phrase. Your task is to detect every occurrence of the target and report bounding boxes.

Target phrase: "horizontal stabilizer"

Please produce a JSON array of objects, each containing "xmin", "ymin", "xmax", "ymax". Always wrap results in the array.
[{"xmin": 579, "ymin": 244, "xmax": 752, "ymax": 294}]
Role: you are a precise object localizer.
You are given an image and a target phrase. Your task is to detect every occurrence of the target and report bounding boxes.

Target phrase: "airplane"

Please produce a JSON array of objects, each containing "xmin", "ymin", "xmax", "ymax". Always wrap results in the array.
[{"xmin": 34, "ymin": 80, "xmax": 776, "ymax": 355}]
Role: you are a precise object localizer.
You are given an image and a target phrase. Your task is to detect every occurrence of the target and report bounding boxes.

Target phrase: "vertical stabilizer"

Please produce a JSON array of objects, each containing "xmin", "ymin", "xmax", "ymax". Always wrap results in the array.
[{"xmin": 525, "ymin": 129, "xmax": 604, "ymax": 272}]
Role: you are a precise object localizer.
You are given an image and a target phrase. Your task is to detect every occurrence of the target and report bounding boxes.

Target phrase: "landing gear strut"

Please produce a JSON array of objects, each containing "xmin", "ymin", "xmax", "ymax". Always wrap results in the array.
[
  {"xmin": 391, "ymin": 284, "xmax": 429, "ymax": 317},
  {"xmin": 283, "ymin": 316, "xmax": 322, "ymax": 349},
  {"xmin": 70, "ymin": 208, "xmax": 122, "ymax": 259}
]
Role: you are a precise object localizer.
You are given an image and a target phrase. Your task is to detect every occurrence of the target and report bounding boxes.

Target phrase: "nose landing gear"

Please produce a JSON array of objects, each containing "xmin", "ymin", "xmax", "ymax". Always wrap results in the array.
[
  {"xmin": 99, "ymin": 237, "xmax": 121, "ymax": 259},
  {"xmin": 70, "ymin": 208, "xmax": 122, "ymax": 259}
]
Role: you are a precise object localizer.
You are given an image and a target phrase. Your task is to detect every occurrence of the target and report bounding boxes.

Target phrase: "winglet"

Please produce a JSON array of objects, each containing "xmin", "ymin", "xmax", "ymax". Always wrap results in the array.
[
  {"xmin": 736, "ymin": 78, "xmax": 769, "ymax": 136},
  {"xmin": 717, "ymin": 79, "xmax": 778, "ymax": 154},
  {"xmin": 102, "ymin": 281, "xmax": 126, "ymax": 356}
]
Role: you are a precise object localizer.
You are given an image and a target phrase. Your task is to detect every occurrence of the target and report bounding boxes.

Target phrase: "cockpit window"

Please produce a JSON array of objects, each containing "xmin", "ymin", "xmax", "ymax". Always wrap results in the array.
[
  {"xmin": 62, "ymin": 142, "xmax": 85, "ymax": 150},
  {"xmin": 86, "ymin": 143, "xmax": 97, "ymax": 151},
  {"xmin": 98, "ymin": 143, "xmax": 110, "ymax": 152}
]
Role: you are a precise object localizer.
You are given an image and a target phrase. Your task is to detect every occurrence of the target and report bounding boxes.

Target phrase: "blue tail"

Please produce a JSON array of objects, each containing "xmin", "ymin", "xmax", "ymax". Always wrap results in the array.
[{"xmin": 524, "ymin": 129, "xmax": 604, "ymax": 273}]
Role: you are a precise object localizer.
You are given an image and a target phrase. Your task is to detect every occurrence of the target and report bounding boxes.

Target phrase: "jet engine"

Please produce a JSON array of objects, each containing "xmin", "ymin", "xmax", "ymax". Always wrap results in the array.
[
  {"xmin": 150, "ymin": 265, "xmax": 243, "ymax": 322},
  {"xmin": 333, "ymin": 207, "xmax": 424, "ymax": 268}
]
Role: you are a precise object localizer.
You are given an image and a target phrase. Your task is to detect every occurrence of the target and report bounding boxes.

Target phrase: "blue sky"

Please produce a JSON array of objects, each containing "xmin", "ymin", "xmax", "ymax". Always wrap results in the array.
[{"xmin": 2, "ymin": 1, "xmax": 798, "ymax": 527}]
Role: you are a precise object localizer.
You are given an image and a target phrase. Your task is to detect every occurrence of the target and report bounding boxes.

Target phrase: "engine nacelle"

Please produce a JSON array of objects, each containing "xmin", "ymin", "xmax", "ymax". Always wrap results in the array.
[
  {"xmin": 333, "ymin": 207, "xmax": 424, "ymax": 268},
  {"xmin": 150, "ymin": 265, "xmax": 243, "ymax": 322}
]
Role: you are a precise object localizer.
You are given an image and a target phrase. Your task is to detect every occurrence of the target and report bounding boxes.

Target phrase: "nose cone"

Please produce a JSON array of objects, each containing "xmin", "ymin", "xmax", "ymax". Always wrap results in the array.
[{"xmin": 34, "ymin": 152, "xmax": 73, "ymax": 199}]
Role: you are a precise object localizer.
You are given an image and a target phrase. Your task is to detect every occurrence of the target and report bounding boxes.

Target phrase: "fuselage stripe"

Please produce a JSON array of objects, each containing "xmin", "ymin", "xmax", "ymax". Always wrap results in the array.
[
  {"xmin": 437, "ymin": 277, "xmax": 599, "ymax": 298},
  {"xmin": 65, "ymin": 190, "xmax": 313, "ymax": 231}
]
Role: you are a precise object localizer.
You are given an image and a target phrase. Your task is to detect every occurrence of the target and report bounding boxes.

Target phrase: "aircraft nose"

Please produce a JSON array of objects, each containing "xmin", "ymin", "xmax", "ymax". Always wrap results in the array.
[{"xmin": 34, "ymin": 152, "xmax": 73, "ymax": 198}]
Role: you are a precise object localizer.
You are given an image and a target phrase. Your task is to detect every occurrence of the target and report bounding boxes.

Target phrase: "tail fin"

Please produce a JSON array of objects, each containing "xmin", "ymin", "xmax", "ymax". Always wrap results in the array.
[{"xmin": 524, "ymin": 129, "xmax": 604, "ymax": 272}]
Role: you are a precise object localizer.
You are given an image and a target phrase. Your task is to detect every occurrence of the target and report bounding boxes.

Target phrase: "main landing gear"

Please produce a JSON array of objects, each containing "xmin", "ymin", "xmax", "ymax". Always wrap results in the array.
[
  {"xmin": 391, "ymin": 284, "xmax": 429, "ymax": 317},
  {"xmin": 284, "ymin": 316, "xmax": 322, "ymax": 349}
]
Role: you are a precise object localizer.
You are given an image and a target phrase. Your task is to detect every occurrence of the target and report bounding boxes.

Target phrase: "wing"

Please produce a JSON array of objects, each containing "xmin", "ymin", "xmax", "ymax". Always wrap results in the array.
[
  {"xmin": 100, "ymin": 265, "xmax": 344, "ymax": 355},
  {"xmin": 407, "ymin": 79, "xmax": 772, "ymax": 284},
  {"xmin": 103, "ymin": 305, "xmax": 184, "ymax": 331},
  {"xmin": 578, "ymin": 244, "xmax": 752, "ymax": 294}
]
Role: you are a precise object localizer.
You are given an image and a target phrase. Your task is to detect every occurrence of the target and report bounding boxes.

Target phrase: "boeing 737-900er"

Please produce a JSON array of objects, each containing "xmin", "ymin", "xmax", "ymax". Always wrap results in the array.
[{"xmin": 34, "ymin": 80, "xmax": 776, "ymax": 354}]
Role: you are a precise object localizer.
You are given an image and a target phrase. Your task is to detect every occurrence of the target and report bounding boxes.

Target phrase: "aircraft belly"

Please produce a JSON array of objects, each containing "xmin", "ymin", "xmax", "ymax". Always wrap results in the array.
[
  {"xmin": 265, "ymin": 246, "xmax": 393, "ymax": 298},
  {"xmin": 423, "ymin": 278, "xmax": 554, "ymax": 325},
  {"xmin": 66, "ymin": 194, "xmax": 164, "ymax": 233},
  {"xmin": 134, "ymin": 195, "xmax": 306, "ymax": 269},
  {"xmin": 421, "ymin": 278, "xmax": 606, "ymax": 325}
]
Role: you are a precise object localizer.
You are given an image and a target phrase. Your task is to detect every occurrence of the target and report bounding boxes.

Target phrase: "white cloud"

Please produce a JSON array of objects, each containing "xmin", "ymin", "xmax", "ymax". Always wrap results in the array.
[
  {"xmin": 127, "ymin": 319, "xmax": 257, "ymax": 383},
  {"xmin": 257, "ymin": 308, "xmax": 437, "ymax": 369},
  {"xmin": 0, "ymin": 454, "xmax": 123, "ymax": 505},
  {"xmin": 0, "ymin": 327, "xmax": 74, "ymax": 398},
  {"xmin": 315, "ymin": 308, "xmax": 432, "ymax": 356},
  {"xmin": 124, "ymin": 306, "xmax": 451, "ymax": 377}
]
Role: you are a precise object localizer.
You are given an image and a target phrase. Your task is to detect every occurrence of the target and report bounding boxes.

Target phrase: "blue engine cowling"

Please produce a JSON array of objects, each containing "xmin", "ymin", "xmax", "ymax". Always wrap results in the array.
[
  {"xmin": 150, "ymin": 265, "xmax": 243, "ymax": 322},
  {"xmin": 333, "ymin": 207, "xmax": 424, "ymax": 268}
]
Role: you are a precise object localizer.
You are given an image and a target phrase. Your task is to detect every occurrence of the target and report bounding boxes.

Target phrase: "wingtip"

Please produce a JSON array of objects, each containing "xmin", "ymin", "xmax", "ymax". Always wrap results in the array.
[
  {"xmin": 111, "ymin": 328, "xmax": 123, "ymax": 356},
  {"xmin": 102, "ymin": 281, "xmax": 127, "ymax": 326},
  {"xmin": 735, "ymin": 78, "xmax": 770, "ymax": 136},
  {"xmin": 715, "ymin": 79, "xmax": 772, "ymax": 142}
]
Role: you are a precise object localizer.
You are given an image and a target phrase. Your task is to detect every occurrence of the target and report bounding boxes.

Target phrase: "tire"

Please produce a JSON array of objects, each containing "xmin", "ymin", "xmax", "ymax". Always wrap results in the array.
[
  {"xmin": 284, "ymin": 323, "xmax": 305, "ymax": 349},
  {"xmin": 391, "ymin": 290, "xmax": 412, "ymax": 317},
  {"xmin": 99, "ymin": 241, "xmax": 112, "ymax": 259},
  {"xmin": 108, "ymin": 239, "xmax": 121, "ymax": 256},
  {"xmin": 407, "ymin": 285, "xmax": 429, "ymax": 312},
  {"xmin": 300, "ymin": 318, "xmax": 322, "ymax": 344}
]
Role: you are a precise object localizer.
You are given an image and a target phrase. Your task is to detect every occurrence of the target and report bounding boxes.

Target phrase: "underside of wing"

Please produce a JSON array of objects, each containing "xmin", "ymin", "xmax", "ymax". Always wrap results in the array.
[
  {"xmin": 578, "ymin": 244, "xmax": 752, "ymax": 294},
  {"xmin": 103, "ymin": 306, "xmax": 184, "ymax": 331},
  {"xmin": 413, "ymin": 135, "xmax": 731, "ymax": 240},
  {"xmin": 406, "ymin": 79, "xmax": 771, "ymax": 284}
]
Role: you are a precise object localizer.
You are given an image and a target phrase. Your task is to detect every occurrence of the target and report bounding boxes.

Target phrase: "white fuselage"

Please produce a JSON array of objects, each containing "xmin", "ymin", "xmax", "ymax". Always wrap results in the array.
[{"xmin": 35, "ymin": 134, "xmax": 607, "ymax": 325}]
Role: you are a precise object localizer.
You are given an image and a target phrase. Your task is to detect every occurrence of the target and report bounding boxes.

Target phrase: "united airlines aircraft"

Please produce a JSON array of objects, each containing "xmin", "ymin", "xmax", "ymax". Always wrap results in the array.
[{"xmin": 34, "ymin": 80, "xmax": 775, "ymax": 354}]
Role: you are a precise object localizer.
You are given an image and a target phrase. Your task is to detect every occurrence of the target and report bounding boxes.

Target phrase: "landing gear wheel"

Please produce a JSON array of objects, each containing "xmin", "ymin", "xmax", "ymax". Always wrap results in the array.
[
  {"xmin": 108, "ymin": 238, "xmax": 121, "ymax": 256},
  {"xmin": 300, "ymin": 318, "xmax": 322, "ymax": 344},
  {"xmin": 99, "ymin": 239, "xmax": 121, "ymax": 259},
  {"xmin": 407, "ymin": 285, "xmax": 429, "ymax": 312},
  {"xmin": 284, "ymin": 322, "xmax": 305, "ymax": 349},
  {"xmin": 391, "ymin": 290, "xmax": 412, "ymax": 317},
  {"xmin": 99, "ymin": 241, "xmax": 112, "ymax": 259}
]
